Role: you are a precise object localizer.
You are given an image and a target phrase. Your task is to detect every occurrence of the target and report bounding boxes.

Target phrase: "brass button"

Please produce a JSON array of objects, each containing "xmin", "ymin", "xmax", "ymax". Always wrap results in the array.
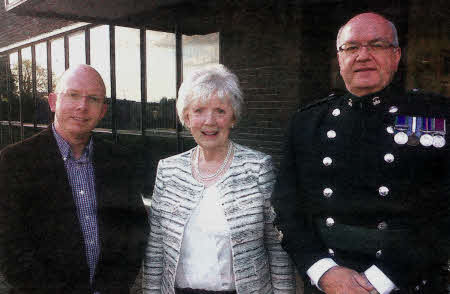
[
  {"xmin": 327, "ymin": 130, "xmax": 336, "ymax": 139},
  {"xmin": 377, "ymin": 221, "xmax": 388, "ymax": 230},
  {"xmin": 332, "ymin": 109, "xmax": 341, "ymax": 116},
  {"xmin": 323, "ymin": 188, "xmax": 333, "ymax": 198},
  {"xmin": 378, "ymin": 186, "xmax": 389, "ymax": 197},
  {"xmin": 384, "ymin": 153, "xmax": 394, "ymax": 163},
  {"xmin": 389, "ymin": 106, "xmax": 398, "ymax": 113},
  {"xmin": 376, "ymin": 250, "xmax": 382, "ymax": 258},
  {"xmin": 323, "ymin": 157, "xmax": 333, "ymax": 166},
  {"xmin": 326, "ymin": 217, "xmax": 335, "ymax": 227}
]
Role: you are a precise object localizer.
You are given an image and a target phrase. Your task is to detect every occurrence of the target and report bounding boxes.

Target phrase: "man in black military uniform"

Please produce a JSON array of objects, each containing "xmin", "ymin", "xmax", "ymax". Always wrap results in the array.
[{"xmin": 273, "ymin": 12, "xmax": 449, "ymax": 294}]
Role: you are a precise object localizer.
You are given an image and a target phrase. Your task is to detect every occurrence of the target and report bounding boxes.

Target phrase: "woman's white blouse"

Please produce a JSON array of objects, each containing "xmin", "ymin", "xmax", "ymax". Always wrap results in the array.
[{"xmin": 174, "ymin": 184, "xmax": 236, "ymax": 290}]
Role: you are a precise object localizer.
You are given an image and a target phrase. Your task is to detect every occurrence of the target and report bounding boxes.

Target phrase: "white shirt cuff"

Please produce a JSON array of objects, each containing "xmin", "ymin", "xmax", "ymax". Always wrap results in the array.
[
  {"xmin": 306, "ymin": 258, "xmax": 338, "ymax": 290},
  {"xmin": 365, "ymin": 265, "xmax": 397, "ymax": 294}
]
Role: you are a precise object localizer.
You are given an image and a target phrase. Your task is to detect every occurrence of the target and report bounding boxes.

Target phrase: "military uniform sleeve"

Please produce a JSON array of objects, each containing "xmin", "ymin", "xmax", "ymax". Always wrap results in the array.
[{"xmin": 0, "ymin": 149, "xmax": 40, "ymax": 290}]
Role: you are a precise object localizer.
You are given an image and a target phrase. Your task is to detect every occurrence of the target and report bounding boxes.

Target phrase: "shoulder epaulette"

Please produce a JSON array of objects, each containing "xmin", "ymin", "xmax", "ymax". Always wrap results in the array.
[
  {"xmin": 407, "ymin": 88, "xmax": 449, "ymax": 103},
  {"xmin": 297, "ymin": 92, "xmax": 341, "ymax": 112}
]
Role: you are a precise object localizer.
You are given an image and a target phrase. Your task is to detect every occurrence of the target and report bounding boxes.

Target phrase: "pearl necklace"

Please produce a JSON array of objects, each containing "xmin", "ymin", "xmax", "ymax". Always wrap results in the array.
[{"xmin": 194, "ymin": 141, "xmax": 233, "ymax": 181}]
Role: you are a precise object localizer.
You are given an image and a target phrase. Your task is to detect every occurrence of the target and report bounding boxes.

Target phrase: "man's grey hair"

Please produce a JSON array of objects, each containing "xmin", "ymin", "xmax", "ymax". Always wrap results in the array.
[
  {"xmin": 176, "ymin": 64, "xmax": 244, "ymax": 127},
  {"xmin": 336, "ymin": 13, "xmax": 399, "ymax": 50}
]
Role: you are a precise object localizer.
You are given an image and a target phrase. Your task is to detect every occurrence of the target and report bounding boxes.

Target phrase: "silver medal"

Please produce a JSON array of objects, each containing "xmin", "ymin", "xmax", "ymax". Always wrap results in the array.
[
  {"xmin": 394, "ymin": 132, "xmax": 408, "ymax": 145},
  {"xmin": 419, "ymin": 134, "xmax": 433, "ymax": 147},
  {"xmin": 432, "ymin": 135, "xmax": 446, "ymax": 148}
]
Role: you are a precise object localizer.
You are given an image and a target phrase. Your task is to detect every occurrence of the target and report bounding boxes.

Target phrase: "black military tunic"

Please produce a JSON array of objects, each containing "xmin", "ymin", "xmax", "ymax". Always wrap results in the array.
[{"xmin": 273, "ymin": 85, "xmax": 449, "ymax": 294}]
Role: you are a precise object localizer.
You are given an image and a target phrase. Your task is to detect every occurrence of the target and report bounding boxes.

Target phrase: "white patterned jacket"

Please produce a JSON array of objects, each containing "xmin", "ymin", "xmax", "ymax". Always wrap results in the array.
[{"xmin": 142, "ymin": 143, "xmax": 296, "ymax": 294}]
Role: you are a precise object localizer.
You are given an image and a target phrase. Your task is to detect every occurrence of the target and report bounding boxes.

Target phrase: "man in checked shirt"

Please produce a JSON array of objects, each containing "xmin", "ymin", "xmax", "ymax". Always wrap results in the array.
[{"xmin": 0, "ymin": 64, "xmax": 150, "ymax": 294}]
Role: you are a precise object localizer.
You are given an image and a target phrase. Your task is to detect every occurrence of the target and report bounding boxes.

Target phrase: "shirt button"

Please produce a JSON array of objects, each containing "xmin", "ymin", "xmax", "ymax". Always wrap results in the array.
[
  {"xmin": 85, "ymin": 215, "xmax": 90, "ymax": 220},
  {"xmin": 63, "ymin": 157, "xmax": 67, "ymax": 161},
  {"xmin": 323, "ymin": 188, "xmax": 333, "ymax": 198},
  {"xmin": 376, "ymin": 250, "xmax": 382, "ymax": 258},
  {"xmin": 323, "ymin": 157, "xmax": 333, "ymax": 166},
  {"xmin": 377, "ymin": 221, "xmax": 388, "ymax": 230},
  {"xmin": 378, "ymin": 186, "xmax": 389, "ymax": 197},
  {"xmin": 327, "ymin": 130, "xmax": 336, "ymax": 139},
  {"xmin": 384, "ymin": 153, "xmax": 394, "ymax": 163},
  {"xmin": 80, "ymin": 190, "xmax": 84, "ymax": 195},
  {"xmin": 89, "ymin": 240, "xmax": 95, "ymax": 245},
  {"xmin": 326, "ymin": 217, "xmax": 335, "ymax": 227},
  {"xmin": 332, "ymin": 109, "xmax": 341, "ymax": 116}
]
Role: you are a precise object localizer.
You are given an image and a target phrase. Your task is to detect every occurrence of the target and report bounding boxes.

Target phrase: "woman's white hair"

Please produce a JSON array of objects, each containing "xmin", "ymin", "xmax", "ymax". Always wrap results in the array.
[{"xmin": 176, "ymin": 64, "xmax": 244, "ymax": 127}]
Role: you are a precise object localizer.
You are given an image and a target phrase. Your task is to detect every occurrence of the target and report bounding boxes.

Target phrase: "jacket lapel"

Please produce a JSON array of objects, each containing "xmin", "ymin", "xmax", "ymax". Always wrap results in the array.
[{"xmin": 32, "ymin": 128, "xmax": 90, "ymax": 283}]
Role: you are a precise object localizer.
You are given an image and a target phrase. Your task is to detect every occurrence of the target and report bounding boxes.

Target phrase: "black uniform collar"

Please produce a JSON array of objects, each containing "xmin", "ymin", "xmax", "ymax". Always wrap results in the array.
[{"xmin": 344, "ymin": 84, "xmax": 403, "ymax": 111}]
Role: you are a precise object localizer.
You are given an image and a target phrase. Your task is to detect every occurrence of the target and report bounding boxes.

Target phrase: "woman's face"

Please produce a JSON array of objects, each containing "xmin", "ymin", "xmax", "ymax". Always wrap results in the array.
[{"xmin": 184, "ymin": 95, "xmax": 236, "ymax": 153}]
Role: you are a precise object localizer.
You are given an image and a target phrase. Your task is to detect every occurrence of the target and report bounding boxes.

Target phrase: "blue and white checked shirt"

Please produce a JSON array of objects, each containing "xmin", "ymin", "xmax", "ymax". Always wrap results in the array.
[{"xmin": 52, "ymin": 125, "xmax": 100, "ymax": 286}]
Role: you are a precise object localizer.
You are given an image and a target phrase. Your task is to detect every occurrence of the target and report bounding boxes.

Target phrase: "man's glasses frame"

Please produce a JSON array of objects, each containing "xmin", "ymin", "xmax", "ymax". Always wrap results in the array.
[{"xmin": 337, "ymin": 40, "xmax": 398, "ymax": 55}]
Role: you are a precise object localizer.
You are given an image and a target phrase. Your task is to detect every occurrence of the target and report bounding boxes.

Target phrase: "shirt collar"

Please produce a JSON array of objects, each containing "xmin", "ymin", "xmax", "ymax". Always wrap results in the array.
[{"xmin": 52, "ymin": 124, "xmax": 94, "ymax": 162}]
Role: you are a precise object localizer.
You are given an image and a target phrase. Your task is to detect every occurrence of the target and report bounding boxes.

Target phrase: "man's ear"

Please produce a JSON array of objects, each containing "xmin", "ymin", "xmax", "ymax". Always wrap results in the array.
[
  {"xmin": 48, "ymin": 93, "xmax": 57, "ymax": 112},
  {"xmin": 393, "ymin": 47, "xmax": 402, "ymax": 71},
  {"xmin": 99, "ymin": 103, "xmax": 107, "ymax": 120}
]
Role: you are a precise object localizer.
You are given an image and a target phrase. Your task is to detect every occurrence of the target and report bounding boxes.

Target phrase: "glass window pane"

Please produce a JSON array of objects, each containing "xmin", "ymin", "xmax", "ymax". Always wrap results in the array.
[
  {"xmin": 182, "ymin": 32, "xmax": 219, "ymax": 79},
  {"xmin": 115, "ymin": 26, "xmax": 141, "ymax": 131},
  {"xmin": 21, "ymin": 47, "xmax": 33, "ymax": 124},
  {"xmin": 35, "ymin": 42, "xmax": 50, "ymax": 125},
  {"xmin": 68, "ymin": 31, "xmax": 86, "ymax": 67},
  {"xmin": 9, "ymin": 52, "xmax": 19, "ymax": 121},
  {"xmin": 90, "ymin": 25, "xmax": 111, "ymax": 129},
  {"xmin": 90, "ymin": 25, "xmax": 111, "ymax": 97},
  {"xmin": 146, "ymin": 30, "xmax": 176, "ymax": 129},
  {"xmin": 0, "ymin": 57, "xmax": 11, "ymax": 122},
  {"xmin": 51, "ymin": 37, "xmax": 65, "ymax": 92}
]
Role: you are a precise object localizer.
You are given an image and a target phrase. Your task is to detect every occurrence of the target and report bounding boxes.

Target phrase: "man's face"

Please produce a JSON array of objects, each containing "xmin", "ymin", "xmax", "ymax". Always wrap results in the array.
[
  {"xmin": 337, "ymin": 14, "xmax": 401, "ymax": 97},
  {"xmin": 49, "ymin": 67, "xmax": 107, "ymax": 142}
]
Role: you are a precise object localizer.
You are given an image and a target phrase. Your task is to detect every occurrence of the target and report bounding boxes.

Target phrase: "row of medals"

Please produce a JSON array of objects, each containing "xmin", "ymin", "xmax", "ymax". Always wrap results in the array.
[
  {"xmin": 391, "ymin": 115, "xmax": 446, "ymax": 148},
  {"xmin": 393, "ymin": 130, "xmax": 445, "ymax": 148}
]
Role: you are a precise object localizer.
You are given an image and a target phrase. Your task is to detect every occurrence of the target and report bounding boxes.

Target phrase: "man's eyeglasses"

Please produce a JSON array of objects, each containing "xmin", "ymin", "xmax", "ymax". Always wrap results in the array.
[
  {"xmin": 338, "ymin": 40, "xmax": 397, "ymax": 55},
  {"xmin": 59, "ymin": 92, "xmax": 105, "ymax": 105}
]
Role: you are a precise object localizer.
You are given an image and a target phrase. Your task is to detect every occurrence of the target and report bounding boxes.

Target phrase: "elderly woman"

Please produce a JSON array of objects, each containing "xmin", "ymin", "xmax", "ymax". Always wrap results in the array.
[{"xmin": 142, "ymin": 64, "xmax": 295, "ymax": 294}]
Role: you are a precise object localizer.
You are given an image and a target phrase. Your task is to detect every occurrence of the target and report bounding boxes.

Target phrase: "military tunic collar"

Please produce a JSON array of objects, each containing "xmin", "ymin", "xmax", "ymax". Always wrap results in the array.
[{"xmin": 344, "ymin": 85, "xmax": 403, "ymax": 111}]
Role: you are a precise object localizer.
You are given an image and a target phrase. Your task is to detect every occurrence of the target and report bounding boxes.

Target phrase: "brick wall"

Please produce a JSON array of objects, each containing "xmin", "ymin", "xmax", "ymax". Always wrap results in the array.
[
  {"xmin": 220, "ymin": 4, "xmax": 333, "ymax": 163},
  {"xmin": 0, "ymin": 1, "xmax": 74, "ymax": 49}
]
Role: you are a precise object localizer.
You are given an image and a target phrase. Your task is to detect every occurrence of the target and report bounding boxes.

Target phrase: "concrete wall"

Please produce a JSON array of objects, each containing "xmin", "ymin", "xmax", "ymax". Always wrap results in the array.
[{"xmin": 0, "ymin": 1, "xmax": 74, "ymax": 49}]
